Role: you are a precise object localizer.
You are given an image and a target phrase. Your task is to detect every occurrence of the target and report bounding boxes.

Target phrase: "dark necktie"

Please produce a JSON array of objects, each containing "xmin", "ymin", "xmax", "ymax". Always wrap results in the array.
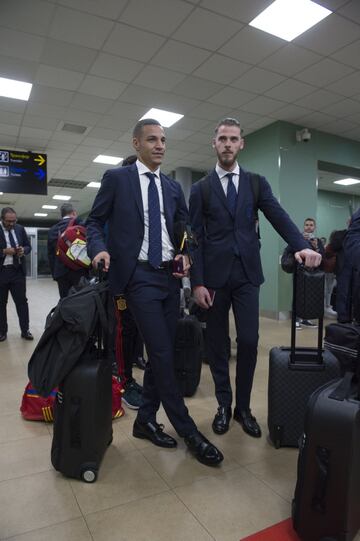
[
  {"xmin": 8, "ymin": 229, "xmax": 18, "ymax": 266},
  {"xmin": 146, "ymin": 172, "xmax": 162, "ymax": 268},
  {"xmin": 226, "ymin": 173, "xmax": 237, "ymax": 217}
]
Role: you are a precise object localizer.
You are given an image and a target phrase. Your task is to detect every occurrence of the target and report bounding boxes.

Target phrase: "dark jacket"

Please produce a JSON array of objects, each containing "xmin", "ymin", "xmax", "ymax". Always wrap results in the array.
[{"xmin": 0, "ymin": 223, "xmax": 31, "ymax": 275}]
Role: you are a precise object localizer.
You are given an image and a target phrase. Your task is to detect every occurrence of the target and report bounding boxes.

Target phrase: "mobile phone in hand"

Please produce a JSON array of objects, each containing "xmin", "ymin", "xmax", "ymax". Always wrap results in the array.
[{"xmin": 173, "ymin": 258, "xmax": 184, "ymax": 274}]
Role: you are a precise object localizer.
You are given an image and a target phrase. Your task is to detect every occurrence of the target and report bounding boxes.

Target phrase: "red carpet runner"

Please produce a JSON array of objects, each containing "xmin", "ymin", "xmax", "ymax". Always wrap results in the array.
[{"xmin": 240, "ymin": 518, "xmax": 300, "ymax": 541}]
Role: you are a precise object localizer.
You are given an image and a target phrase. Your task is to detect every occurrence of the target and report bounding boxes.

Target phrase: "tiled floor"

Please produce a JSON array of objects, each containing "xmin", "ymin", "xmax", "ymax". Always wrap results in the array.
[{"xmin": 0, "ymin": 279, "xmax": 358, "ymax": 541}]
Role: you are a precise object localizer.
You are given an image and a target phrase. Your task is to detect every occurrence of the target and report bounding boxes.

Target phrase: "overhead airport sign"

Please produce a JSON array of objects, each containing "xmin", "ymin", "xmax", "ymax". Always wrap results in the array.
[{"xmin": 0, "ymin": 149, "xmax": 47, "ymax": 195}]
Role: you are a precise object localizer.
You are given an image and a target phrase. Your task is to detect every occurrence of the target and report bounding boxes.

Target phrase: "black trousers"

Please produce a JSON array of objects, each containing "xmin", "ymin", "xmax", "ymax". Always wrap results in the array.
[
  {"xmin": 126, "ymin": 262, "xmax": 197, "ymax": 437},
  {"xmin": 0, "ymin": 266, "xmax": 29, "ymax": 334},
  {"xmin": 206, "ymin": 257, "xmax": 259, "ymax": 411},
  {"xmin": 56, "ymin": 269, "xmax": 88, "ymax": 298}
]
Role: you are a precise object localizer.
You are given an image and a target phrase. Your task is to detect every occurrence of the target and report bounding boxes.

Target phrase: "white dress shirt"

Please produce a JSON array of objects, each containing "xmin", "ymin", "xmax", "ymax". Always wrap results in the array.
[
  {"xmin": 1, "ymin": 223, "xmax": 19, "ymax": 265},
  {"xmin": 136, "ymin": 159, "xmax": 174, "ymax": 262},
  {"xmin": 216, "ymin": 162, "xmax": 240, "ymax": 195}
]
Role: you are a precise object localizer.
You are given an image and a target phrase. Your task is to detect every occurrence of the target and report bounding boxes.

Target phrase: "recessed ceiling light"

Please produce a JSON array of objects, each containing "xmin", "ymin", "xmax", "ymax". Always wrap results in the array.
[
  {"xmin": 140, "ymin": 108, "xmax": 184, "ymax": 128},
  {"xmin": 52, "ymin": 194, "xmax": 71, "ymax": 200},
  {"xmin": 93, "ymin": 155, "xmax": 122, "ymax": 165},
  {"xmin": 249, "ymin": 0, "xmax": 332, "ymax": 42},
  {"xmin": 42, "ymin": 204, "xmax": 58, "ymax": 210},
  {"xmin": 0, "ymin": 76, "xmax": 32, "ymax": 101},
  {"xmin": 34, "ymin": 212, "xmax": 48, "ymax": 217},
  {"xmin": 334, "ymin": 178, "xmax": 360, "ymax": 186},
  {"xmin": 87, "ymin": 181, "xmax": 101, "ymax": 188},
  {"xmin": 0, "ymin": 192, "xmax": 3, "ymax": 195}
]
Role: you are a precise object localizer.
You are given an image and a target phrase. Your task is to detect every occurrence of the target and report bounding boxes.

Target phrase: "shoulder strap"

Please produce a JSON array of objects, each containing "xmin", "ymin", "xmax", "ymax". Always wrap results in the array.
[{"xmin": 249, "ymin": 173, "xmax": 261, "ymax": 240}]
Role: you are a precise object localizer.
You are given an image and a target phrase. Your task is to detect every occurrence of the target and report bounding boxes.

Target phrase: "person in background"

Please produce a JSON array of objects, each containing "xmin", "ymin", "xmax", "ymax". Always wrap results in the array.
[
  {"xmin": 0, "ymin": 207, "xmax": 33, "ymax": 341},
  {"xmin": 47, "ymin": 203, "xmax": 89, "ymax": 298},
  {"xmin": 189, "ymin": 118, "xmax": 321, "ymax": 439}
]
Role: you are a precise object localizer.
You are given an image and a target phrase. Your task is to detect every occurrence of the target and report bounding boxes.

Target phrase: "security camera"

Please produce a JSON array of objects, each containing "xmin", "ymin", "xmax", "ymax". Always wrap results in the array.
[{"xmin": 296, "ymin": 128, "xmax": 311, "ymax": 143}]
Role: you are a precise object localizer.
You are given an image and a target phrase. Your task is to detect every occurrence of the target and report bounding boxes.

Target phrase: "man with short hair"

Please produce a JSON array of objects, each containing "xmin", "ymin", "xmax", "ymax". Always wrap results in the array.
[
  {"xmin": 189, "ymin": 118, "xmax": 321, "ymax": 439},
  {"xmin": 86, "ymin": 119, "xmax": 223, "ymax": 467},
  {"xmin": 0, "ymin": 207, "xmax": 33, "ymax": 341},
  {"xmin": 47, "ymin": 203, "xmax": 89, "ymax": 298}
]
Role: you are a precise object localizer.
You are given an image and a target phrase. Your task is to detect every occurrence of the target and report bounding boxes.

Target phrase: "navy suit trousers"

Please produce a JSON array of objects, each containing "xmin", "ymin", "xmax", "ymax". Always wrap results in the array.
[
  {"xmin": 125, "ymin": 263, "xmax": 197, "ymax": 437},
  {"xmin": 206, "ymin": 257, "xmax": 259, "ymax": 411},
  {"xmin": 0, "ymin": 266, "xmax": 29, "ymax": 334}
]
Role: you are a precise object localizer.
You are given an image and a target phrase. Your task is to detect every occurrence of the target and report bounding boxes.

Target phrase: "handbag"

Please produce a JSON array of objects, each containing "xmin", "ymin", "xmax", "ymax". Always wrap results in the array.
[
  {"xmin": 295, "ymin": 265, "xmax": 325, "ymax": 320},
  {"xmin": 20, "ymin": 382, "xmax": 57, "ymax": 422},
  {"xmin": 324, "ymin": 322, "xmax": 360, "ymax": 374}
]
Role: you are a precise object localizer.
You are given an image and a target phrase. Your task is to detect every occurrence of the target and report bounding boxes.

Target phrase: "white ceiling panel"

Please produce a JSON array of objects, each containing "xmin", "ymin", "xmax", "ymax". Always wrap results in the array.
[
  {"xmin": 0, "ymin": 135, "xmax": 18, "ymax": 148},
  {"xmin": 151, "ymin": 40, "xmax": 211, "ymax": 74},
  {"xmin": 0, "ymin": 56, "xmax": 38, "ymax": 84},
  {"xmin": 87, "ymin": 127, "xmax": 122, "ymax": 140},
  {"xmin": 0, "ymin": 124, "xmax": 20, "ymax": 137},
  {"xmin": 35, "ymin": 65, "xmax": 84, "ymax": 91},
  {"xmin": 193, "ymin": 54, "xmax": 251, "ymax": 84},
  {"xmin": 296, "ymin": 89, "xmax": 343, "ymax": 110},
  {"xmin": 271, "ymin": 104, "xmax": 313, "ymax": 122},
  {"xmin": 133, "ymin": 66, "xmax": 186, "ymax": 92},
  {"xmin": 320, "ymin": 98, "xmax": 360, "ymax": 118},
  {"xmin": 199, "ymin": 0, "xmax": 273, "ymax": 23},
  {"xmin": 175, "ymin": 117, "xmax": 210, "ymax": 131},
  {"xmin": 338, "ymin": 0, "xmax": 360, "ymax": 24},
  {"xmin": 103, "ymin": 24, "xmax": 166, "ymax": 62},
  {"xmin": 296, "ymin": 111, "xmax": 338, "ymax": 128},
  {"xmin": 0, "ymin": 27, "xmax": 45, "ymax": 63},
  {"xmin": 332, "ymin": 40, "xmax": 360, "ymax": 69},
  {"xmin": 105, "ymin": 102, "xmax": 147, "ymax": 121},
  {"xmin": 78, "ymin": 76, "xmax": 127, "ymax": 100},
  {"xmin": 57, "ymin": 0, "xmax": 128, "ymax": 19},
  {"xmin": 69, "ymin": 93, "xmax": 114, "ymax": 114},
  {"xmin": 172, "ymin": 76, "xmax": 222, "ymax": 100},
  {"xmin": 40, "ymin": 40, "xmax": 98, "ymax": 73},
  {"xmin": 1, "ymin": 0, "xmax": 55, "ymax": 36},
  {"xmin": 295, "ymin": 14, "xmax": 360, "ymax": 56},
  {"xmin": 327, "ymin": 71, "xmax": 360, "ymax": 97},
  {"xmin": 0, "ymin": 98, "xmax": 26, "ymax": 114},
  {"xmin": 259, "ymin": 44, "xmax": 321, "ymax": 77},
  {"xmin": 22, "ymin": 114, "xmax": 59, "ymax": 131},
  {"xmin": 26, "ymin": 102, "xmax": 66, "ymax": 120},
  {"xmin": 49, "ymin": 6, "xmax": 114, "ymax": 49},
  {"xmin": 296, "ymin": 58, "xmax": 354, "ymax": 87},
  {"xmin": 320, "ymin": 118, "xmax": 359, "ymax": 133},
  {"xmin": 189, "ymin": 102, "xmax": 233, "ymax": 120},
  {"xmin": 90, "ymin": 53, "xmax": 144, "ymax": 83},
  {"xmin": 232, "ymin": 67, "xmax": 286, "ymax": 94},
  {"xmin": 29, "ymin": 86, "xmax": 74, "ymax": 108},
  {"xmin": 265, "ymin": 79, "xmax": 316, "ymax": 102},
  {"xmin": 120, "ymin": 0, "xmax": 194, "ymax": 36},
  {"xmin": 219, "ymin": 26, "xmax": 284, "ymax": 65},
  {"xmin": 208, "ymin": 87, "xmax": 256, "ymax": 107},
  {"xmin": 61, "ymin": 109, "xmax": 101, "ymax": 126},
  {"xmin": 172, "ymin": 8, "xmax": 242, "ymax": 50},
  {"xmin": 241, "ymin": 96, "xmax": 286, "ymax": 115},
  {"xmin": 0, "ymin": 111, "xmax": 23, "ymax": 126}
]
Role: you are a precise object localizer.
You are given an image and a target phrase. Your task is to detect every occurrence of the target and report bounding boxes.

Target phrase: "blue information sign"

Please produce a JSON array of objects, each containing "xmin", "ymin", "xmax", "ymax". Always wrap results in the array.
[{"xmin": 0, "ymin": 149, "xmax": 47, "ymax": 195}]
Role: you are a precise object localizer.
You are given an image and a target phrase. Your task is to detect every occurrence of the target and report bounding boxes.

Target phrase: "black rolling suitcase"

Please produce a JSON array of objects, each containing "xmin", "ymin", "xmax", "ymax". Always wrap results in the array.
[
  {"xmin": 268, "ymin": 265, "xmax": 341, "ymax": 448},
  {"xmin": 174, "ymin": 314, "xmax": 203, "ymax": 397},
  {"xmin": 51, "ymin": 266, "xmax": 112, "ymax": 483},
  {"xmin": 292, "ymin": 373, "xmax": 360, "ymax": 541}
]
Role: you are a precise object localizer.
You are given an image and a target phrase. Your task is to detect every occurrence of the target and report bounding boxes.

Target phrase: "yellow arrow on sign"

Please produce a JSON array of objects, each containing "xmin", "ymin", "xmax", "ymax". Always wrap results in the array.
[{"xmin": 34, "ymin": 154, "xmax": 45, "ymax": 166}]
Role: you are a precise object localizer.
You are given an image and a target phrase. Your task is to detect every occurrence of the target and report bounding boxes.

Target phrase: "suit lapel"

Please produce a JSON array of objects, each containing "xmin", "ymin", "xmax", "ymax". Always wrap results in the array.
[{"xmin": 128, "ymin": 164, "xmax": 144, "ymax": 223}]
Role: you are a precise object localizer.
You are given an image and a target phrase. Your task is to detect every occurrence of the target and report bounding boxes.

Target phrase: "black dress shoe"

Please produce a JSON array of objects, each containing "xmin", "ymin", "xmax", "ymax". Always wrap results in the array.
[
  {"xmin": 21, "ymin": 331, "xmax": 34, "ymax": 340},
  {"xmin": 133, "ymin": 419, "xmax": 177, "ymax": 448},
  {"xmin": 234, "ymin": 409, "xmax": 262, "ymax": 438},
  {"xmin": 212, "ymin": 406, "xmax": 232, "ymax": 435},
  {"xmin": 184, "ymin": 430, "xmax": 224, "ymax": 466},
  {"xmin": 0, "ymin": 333, "xmax": 7, "ymax": 342}
]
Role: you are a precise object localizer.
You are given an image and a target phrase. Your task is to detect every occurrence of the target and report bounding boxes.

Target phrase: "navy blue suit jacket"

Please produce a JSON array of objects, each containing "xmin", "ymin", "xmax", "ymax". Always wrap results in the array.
[
  {"xmin": 189, "ymin": 167, "xmax": 308, "ymax": 288},
  {"xmin": 0, "ymin": 224, "xmax": 31, "ymax": 275},
  {"xmin": 86, "ymin": 163, "xmax": 189, "ymax": 294},
  {"xmin": 343, "ymin": 208, "xmax": 360, "ymax": 267}
]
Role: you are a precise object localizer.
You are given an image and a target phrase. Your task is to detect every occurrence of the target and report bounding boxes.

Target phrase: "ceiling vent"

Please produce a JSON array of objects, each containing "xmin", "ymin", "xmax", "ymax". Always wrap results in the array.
[
  {"xmin": 61, "ymin": 122, "xmax": 88, "ymax": 134},
  {"xmin": 48, "ymin": 178, "xmax": 86, "ymax": 189}
]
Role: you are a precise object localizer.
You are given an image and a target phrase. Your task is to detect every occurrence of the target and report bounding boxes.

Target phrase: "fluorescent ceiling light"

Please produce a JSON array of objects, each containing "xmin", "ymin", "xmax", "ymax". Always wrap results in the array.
[
  {"xmin": 140, "ymin": 108, "xmax": 184, "ymax": 128},
  {"xmin": 52, "ymin": 194, "xmax": 71, "ymax": 200},
  {"xmin": 87, "ymin": 181, "xmax": 101, "ymax": 188},
  {"xmin": 334, "ymin": 178, "xmax": 360, "ymax": 186},
  {"xmin": 0, "ymin": 192, "xmax": 3, "ymax": 195},
  {"xmin": 249, "ymin": 0, "xmax": 332, "ymax": 42},
  {"xmin": 93, "ymin": 155, "xmax": 122, "ymax": 165},
  {"xmin": 0, "ymin": 76, "xmax": 32, "ymax": 101},
  {"xmin": 42, "ymin": 204, "xmax": 57, "ymax": 210},
  {"xmin": 34, "ymin": 212, "xmax": 48, "ymax": 217}
]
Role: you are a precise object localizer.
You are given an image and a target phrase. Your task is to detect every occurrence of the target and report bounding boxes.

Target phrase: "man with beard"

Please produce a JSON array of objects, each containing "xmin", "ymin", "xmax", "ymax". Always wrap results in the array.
[{"xmin": 189, "ymin": 118, "xmax": 321, "ymax": 439}]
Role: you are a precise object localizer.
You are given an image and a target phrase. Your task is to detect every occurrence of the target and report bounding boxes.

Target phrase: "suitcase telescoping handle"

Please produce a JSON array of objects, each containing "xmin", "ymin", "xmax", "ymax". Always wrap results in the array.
[
  {"xmin": 95, "ymin": 259, "xmax": 108, "ymax": 356},
  {"xmin": 290, "ymin": 263, "xmax": 323, "ymax": 366}
]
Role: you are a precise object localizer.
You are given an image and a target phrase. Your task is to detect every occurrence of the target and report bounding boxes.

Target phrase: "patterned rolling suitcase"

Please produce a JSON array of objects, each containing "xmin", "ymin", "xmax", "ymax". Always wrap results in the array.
[
  {"xmin": 292, "ymin": 373, "xmax": 360, "ymax": 541},
  {"xmin": 174, "ymin": 314, "xmax": 203, "ymax": 397},
  {"xmin": 268, "ymin": 266, "xmax": 341, "ymax": 448}
]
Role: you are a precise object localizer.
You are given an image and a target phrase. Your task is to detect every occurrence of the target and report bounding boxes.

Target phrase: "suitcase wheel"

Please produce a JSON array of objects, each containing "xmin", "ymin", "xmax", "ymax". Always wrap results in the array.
[
  {"xmin": 274, "ymin": 439, "xmax": 281, "ymax": 449},
  {"xmin": 81, "ymin": 469, "xmax": 97, "ymax": 483}
]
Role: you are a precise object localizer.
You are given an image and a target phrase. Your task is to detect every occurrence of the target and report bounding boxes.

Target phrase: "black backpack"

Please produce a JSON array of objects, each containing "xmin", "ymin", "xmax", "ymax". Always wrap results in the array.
[{"xmin": 28, "ymin": 279, "xmax": 108, "ymax": 397}]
